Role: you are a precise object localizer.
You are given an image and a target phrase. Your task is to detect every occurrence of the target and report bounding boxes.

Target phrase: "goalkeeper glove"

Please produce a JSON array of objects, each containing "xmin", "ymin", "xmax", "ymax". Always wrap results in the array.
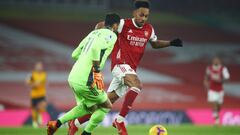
[
  {"xmin": 91, "ymin": 72, "xmax": 104, "ymax": 90},
  {"xmin": 170, "ymin": 38, "xmax": 183, "ymax": 47}
]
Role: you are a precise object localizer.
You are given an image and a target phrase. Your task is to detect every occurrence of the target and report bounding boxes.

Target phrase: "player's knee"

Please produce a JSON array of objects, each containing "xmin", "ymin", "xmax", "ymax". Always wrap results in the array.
[
  {"xmin": 133, "ymin": 78, "xmax": 142, "ymax": 90},
  {"xmin": 136, "ymin": 84, "xmax": 142, "ymax": 90},
  {"xmin": 124, "ymin": 75, "xmax": 142, "ymax": 90},
  {"xmin": 129, "ymin": 81, "xmax": 142, "ymax": 90},
  {"xmin": 132, "ymin": 84, "xmax": 142, "ymax": 90},
  {"xmin": 130, "ymin": 86, "xmax": 141, "ymax": 95}
]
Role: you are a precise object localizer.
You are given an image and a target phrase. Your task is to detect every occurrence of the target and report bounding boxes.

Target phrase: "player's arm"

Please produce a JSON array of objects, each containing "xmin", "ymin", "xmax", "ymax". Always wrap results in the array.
[
  {"xmin": 222, "ymin": 66, "xmax": 230, "ymax": 82},
  {"xmin": 99, "ymin": 34, "xmax": 117, "ymax": 69},
  {"xmin": 99, "ymin": 47, "xmax": 113, "ymax": 70},
  {"xmin": 25, "ymin": 73, "xmax": 40, "ymax": 88},
  {"xmin": 91, "ymin": 45, "xmax": 101, "ymax": 70},
  {"xmin": 92, "ymin": 61, "xmax": 104, "ymax": 90},
  {"xmin": 92, "ymin": 34, "xmax": 117, "ymax": 89},
  {"xmin": 203, "ymin": 74, "xmax": 209, "ymax": 90},
  {"xmin": 72, "ymin": 45, "xmax": 83, "ymax": 61},
  {"xmin": 91, "ymin": 43, "xmax": 105, "ymax": 90},
  {"xmin": 25, "ymin": 73, "xmax": 33, "ymax": 85},
  {"xmin": 150, "ymin": 39, "xmax": 183, "ymax": 49},
  {"xmin": 203, "ymin": 67, "xmax": 210, "ymax": 90},
  {"xmin": 72, "ymin": 36, "xmax": 91, "ymax": 61},
  {"xmin": 148, "ymin": 26, "xmax": 182, "ymax": 49}
]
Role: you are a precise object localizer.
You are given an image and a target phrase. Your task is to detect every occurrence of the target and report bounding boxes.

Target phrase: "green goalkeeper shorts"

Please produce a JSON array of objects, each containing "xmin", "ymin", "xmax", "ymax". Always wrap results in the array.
[{"xmin": 68, "ymin": 81, "xmax": 108, "ymax": 108}]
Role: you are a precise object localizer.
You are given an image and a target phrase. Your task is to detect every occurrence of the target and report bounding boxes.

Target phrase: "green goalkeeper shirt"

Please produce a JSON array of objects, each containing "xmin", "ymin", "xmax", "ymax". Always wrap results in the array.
[{"xmin": 68, "ymin": 28, "xmax": 117, "ymax": 86}]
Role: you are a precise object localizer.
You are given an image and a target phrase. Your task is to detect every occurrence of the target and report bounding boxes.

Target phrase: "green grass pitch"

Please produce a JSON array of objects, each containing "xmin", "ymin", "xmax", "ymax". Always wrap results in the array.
[{"xmin": 0, "ymin": 125, "xmax": 239, "ymax": 135}]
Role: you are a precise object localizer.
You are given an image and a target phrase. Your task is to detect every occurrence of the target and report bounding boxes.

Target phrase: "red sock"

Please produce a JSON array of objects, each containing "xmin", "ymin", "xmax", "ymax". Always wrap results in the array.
[
  {"xmin": 77, "ymin": 114, "xmax": 91, "ymax": 124},
  {"xmin": 119, "ymin": 87, "xmax": 140, "ymax": 117}
]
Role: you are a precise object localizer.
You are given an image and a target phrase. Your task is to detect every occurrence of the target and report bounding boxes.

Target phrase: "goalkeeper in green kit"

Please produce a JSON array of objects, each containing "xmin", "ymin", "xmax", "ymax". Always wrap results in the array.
[{"xmin": 47, "ymin": 13, "xmax": 120, "ymax": 135}]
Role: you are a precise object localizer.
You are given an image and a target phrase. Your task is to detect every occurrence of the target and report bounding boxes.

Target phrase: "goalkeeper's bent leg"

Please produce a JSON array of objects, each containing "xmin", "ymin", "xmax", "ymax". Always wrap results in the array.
[
  {"xmin": 59, "ymin": 104, "xmax": 90, "ymax": 124},
  {"xmin": 84, "ymin": 107, "xmax": 110, "ymax": 133},
  {"xmin": 31, "ymin": 108, "xmax": 39, "ymax": 128}
]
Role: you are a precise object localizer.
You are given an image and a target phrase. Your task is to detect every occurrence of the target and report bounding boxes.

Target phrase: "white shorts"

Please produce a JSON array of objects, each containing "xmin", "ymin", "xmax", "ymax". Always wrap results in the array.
[
  {"xmin": 107, "ymin": 64, "xmax": 137, "ymax": 97},
  {"xmin": 207, "ymin": 90, "xmax": 224, "ymax": 104}
]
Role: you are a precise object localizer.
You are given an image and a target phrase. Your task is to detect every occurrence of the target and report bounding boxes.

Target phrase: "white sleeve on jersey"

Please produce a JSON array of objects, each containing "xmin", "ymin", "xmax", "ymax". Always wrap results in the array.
[
  {"xmin": 149, "ymin": 27, "xmax": 157, "ymax": 42},
  {"xmin": 117, "ymin": 19, "xmax": 125, "ymax": 33},
  {"xmin": 222, "ymin": 67, "xmax": 230, "ymax": 80}
]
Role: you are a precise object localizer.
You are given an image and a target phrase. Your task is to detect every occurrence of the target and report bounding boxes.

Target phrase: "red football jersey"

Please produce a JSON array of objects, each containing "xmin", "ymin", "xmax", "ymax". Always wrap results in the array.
[
  {"xmin": 207, "ymin": 65, "xmax": 224, "ymax": 92},
  {"xmin": 111, "ymin": 18, "xmax": 157, "ymax": 71}
]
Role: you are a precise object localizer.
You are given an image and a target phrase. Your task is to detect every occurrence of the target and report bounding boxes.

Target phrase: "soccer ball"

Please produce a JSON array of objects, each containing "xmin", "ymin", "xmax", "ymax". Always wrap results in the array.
[{"xmin": 149, "ymin": 125, "xmax": 168, "ymax": 135}]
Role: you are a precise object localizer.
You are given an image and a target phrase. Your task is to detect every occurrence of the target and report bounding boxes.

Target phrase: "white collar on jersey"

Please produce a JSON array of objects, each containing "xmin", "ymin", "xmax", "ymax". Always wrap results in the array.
[{"xmin": 132, "ymin": 18, "xmax": 143, "ymax": 29}]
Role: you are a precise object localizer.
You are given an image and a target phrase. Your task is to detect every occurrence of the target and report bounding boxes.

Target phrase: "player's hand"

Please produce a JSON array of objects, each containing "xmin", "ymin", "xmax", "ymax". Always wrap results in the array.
[
  {"xmin": 170, "ymin": 38, "xmax": 183, "ymax": 47},
  {"xmin": 91, "ymin": 72, "xmax": 104, "ymax": 90}
]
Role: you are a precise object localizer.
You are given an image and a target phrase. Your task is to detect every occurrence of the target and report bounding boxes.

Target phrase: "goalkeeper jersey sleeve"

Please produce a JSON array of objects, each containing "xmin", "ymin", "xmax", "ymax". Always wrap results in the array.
[{"xmin": 68, "ymin": 28, "xmax": 117, "ymax": 86}]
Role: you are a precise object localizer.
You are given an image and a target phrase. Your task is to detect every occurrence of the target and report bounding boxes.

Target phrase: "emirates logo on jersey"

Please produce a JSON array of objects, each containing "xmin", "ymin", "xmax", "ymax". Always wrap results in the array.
[
  {"xmin": 144, "ymin": 31, "xmax": 149, "ymax": 37},
  {"xmin": 127, "ymin": 35, "xmax": 147, "ymax": 47}
]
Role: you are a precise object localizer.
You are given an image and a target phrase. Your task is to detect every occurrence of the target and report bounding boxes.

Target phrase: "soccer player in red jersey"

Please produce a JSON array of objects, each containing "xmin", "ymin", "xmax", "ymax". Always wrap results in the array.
[
  {"xmin": 68, "ymin": 1, "xmax": 183, "ymax": 135},
  {"xmin": 204, "ymin": 56, "xmax": 230, "ymax": 125}
]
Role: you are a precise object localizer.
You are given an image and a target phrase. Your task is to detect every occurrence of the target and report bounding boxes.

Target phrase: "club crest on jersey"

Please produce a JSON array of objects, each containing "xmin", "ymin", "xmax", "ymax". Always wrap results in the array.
[{"xmin": 144, "ymin": 31, "xmax": 149, "ymax": 37}]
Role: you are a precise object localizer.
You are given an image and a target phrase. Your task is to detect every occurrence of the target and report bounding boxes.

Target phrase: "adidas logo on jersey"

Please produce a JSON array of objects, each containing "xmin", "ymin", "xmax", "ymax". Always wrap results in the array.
[{"xmin": 128, "ymin": 29, "xmax": 133, "ymax": 33}]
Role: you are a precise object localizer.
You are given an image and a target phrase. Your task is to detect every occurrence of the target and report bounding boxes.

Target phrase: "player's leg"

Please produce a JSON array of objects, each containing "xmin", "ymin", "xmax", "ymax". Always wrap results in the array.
[
  {"xmin": 68, "ymin": 77, "xmax": 122, "ymax": 135},
  {"xmin": 110, "ymin": 64, "xmax": 141, "ymax": 121},
  {"xmin": 214, "ymin": 91, "xmax": 224, "ymax": 125},
  {"xmin": 47, "ymin": 84, "xmax": 91, "ymax": 135},
  {"xmin": 31, "ymin": 108, "xmax": 39, "ymax": 128},
  {"xmin": 68, "ymin": 64, "xmax": 129, "ymax": 135},
  {"xmin": 208, "ymin": 90, "xmax": 217, "ymax": 124},
  {"xmin": 73, "ymin": 85, "xmax": 121, "ymax": 124},
  {"xmin": 48, "ymin": 83, "xmax": 111, "ymax": 135},
  {"xmin": 67, "ymin": 93, "xmax": 119, "ymax": 135},
  {"xmin": 113, "ymin": 74, "xmax": 141, "ymax": 135},
  {"xmin": 31, "ymin": 98, "xmax": 39, "ymax": 128},
  {"xmin": 67, "ymin": 83, "xmax": 105, "ymax": 135},
  {"xmin": 80, "ymin": 85, "xmax": 112, "ymax": 135},
  {"xmin": 68, "ymin": 97, "xmax": 115, "ymax": 135},
  {"xmin": 68, "ymin": 114, "xmax": 92, "ymax": 135},
  {"xmin": 212, "ymin": 102, "xmax": 219, "ymax": 124},
  {"xmin": 82, "ymin": 99, "xmax": 112, "ymax": 135},
  {"xmin": 208, "ymin": 90, "xmax": 222, "ymax": 125},
  {"xmin": 107, "ymin": 64, "xmax": 141, "ymax": 135},
  {"xmin": 36, "ymin": 98, "xmax": 47, "ymax": 126},
  {"xmin": 82, "ymin": 108, "xmax": 110, "ymax": 135},
  {"xmin": 68, "ymin": 91, "xmax": 119, "ymax": 124},
  {"xmin": 119, "ymin": 73, "xmax": 142, "ymax": 118},
  {"xmin": 68, "ymin": 88, "xmax": 86, "ymax": 135},
  {"xmin": 47, "ymin": 102, "xmax": 91, "ymax": 135}
]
